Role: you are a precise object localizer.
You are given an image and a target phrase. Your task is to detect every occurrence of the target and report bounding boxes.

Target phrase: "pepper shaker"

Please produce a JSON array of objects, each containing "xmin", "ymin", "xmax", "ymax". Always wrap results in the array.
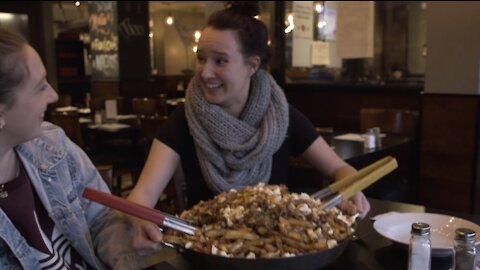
[{"xmin": 453, "ymin": 228, "xmax": 476, "ymax": 270}]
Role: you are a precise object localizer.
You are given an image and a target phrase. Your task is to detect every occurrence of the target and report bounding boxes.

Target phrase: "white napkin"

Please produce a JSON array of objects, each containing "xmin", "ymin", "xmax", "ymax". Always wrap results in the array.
[
  {"xmin": 105, "ymin": 99, "xmax": 118, "ymax": 120},
  {"xmin": 334, "ymin": 133, "xmax": 365, "ymax": 142}
]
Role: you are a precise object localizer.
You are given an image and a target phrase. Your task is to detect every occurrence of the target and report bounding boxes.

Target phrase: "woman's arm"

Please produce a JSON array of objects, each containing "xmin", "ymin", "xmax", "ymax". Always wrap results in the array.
[
  {"xmin": 127, "ymin": 138, "xmax": 180, "ymax": 208},
  {"xmin": 300, "ymin": 136, "xmax": 354, "ymax": 181},
  {"xmin": 301, "ymin": 136, "xmax": 370, "ymax": 218},
  {"xmin": 126, "ymin": 138, "xmax": 181, "ymax": 255}
]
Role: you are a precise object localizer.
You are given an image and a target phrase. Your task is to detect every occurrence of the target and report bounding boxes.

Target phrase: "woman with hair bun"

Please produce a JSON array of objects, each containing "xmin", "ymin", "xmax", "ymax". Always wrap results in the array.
[{"xmin": 127, "ymin": 1, "xmax": 370, "ymax": 255}]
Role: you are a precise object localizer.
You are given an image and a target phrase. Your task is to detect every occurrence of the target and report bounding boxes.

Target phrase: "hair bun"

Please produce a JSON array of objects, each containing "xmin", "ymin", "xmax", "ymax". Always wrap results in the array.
[{"xmin": 226, "ymin": 1, "xmax": 259, "ymax": 17}]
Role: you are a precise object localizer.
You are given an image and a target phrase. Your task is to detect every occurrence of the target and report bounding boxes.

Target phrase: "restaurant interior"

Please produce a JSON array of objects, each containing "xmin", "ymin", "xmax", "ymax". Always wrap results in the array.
[{"xmin": 1, "ymin": 1, "xmax": 479, "ymax": 269}]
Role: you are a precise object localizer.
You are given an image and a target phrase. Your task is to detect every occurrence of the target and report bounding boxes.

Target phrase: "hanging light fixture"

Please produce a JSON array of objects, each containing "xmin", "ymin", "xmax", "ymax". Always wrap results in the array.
[
  {"xmin": 194, "ymin": 30, "xmax": 201, "ymax": 42},
  {"xmin": 166, "ymin": 13, "xmax": 174, "ymax": 25},
  {"xmin": 165, "ymin": 4, "xmax": 174, "ymax": 25}
]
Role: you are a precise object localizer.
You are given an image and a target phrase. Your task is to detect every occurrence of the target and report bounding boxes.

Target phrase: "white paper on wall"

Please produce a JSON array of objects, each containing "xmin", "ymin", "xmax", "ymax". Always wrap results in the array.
[
  {"xmin": 336, "ymin": 1, "xmax": 374, "ymax": 59},
  {"xmin": 311, "ymin": 41, "xmax": 330, "ymax": 66},
  {"xmin": 292, "ymin": 1, "xmax": 314, "ymax": 67}
]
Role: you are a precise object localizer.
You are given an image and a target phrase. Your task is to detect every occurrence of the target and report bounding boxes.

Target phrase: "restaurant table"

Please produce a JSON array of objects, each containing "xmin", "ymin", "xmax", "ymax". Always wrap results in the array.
[
  {"xmin": 289, "ymin": 133, "xmax": 417, "ymax": 202},
  {"xmin": 331, "ymin": 134, "xmax": 413, "ymax": 165},
  {"xmin": 146, "ymin": 198, "xmax": 479, "ymax": 270},
  {"xmin": 335, "ymin": 134, "xmax": 417, "ymax": 201}
]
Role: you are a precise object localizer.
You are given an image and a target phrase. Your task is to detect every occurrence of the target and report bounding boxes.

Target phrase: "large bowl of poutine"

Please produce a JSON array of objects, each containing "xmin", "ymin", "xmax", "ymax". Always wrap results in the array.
[{"xmin": 163, "ymin": 183, "xmax": 356, "ymax": 270}]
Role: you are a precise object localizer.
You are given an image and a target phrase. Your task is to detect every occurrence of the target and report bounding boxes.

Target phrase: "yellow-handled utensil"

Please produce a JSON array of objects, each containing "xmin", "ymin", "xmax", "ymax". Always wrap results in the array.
[{"xmin": 311, "ymin": 156, "xmax": 398, "ymax": 210}]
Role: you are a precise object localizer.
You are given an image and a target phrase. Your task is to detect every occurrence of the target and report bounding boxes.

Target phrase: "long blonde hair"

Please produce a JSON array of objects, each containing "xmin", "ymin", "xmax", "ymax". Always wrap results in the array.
[{"xmin": 0, "ymin": 27, "xmax": 28, "ymax": 107}]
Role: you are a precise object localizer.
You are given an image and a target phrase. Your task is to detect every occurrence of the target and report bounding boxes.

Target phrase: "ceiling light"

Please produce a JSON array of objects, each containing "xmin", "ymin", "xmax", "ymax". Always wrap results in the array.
[{"xmin": 166, "ymin": 15, "xmax": 174, "ymax": 25}]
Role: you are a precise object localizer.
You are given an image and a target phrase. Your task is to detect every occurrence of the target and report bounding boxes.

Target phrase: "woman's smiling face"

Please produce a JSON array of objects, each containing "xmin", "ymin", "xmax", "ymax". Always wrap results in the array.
[
  {"xmin": 0, "ymin": 45, "xmax": 58, "ymax": 145},
  {"xmin": 195, "ymin": 27, "xmax": 259, "ymax": 116}
]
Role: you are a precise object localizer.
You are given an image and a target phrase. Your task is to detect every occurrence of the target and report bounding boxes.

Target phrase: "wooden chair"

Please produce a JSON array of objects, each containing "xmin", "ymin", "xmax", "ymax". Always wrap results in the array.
[
  {"xmin": 49, "ymin": 111, "xmax": 83, "ymax": 147},
  {"xmin": 115, "ymin": 96, "xmax": 130, "ymax": 115},
  {"xmin": 137, "ymin": 117, "xmax": 167, "ymax": 163},
  {"xmin": 360, "ymin": 108, "xmax": 420, "ymax": 137},
  {"xmin": 95, "ymin": 165, "xmax": 113, "ymax": 190},
  {"xmin": 91, "ymin": 82, "xmax": 119, "ymax": 99},
  {"xmin": 154, "ymin": 164, "xmax": 187, "ymax": 214},
  {"xmin": 52, "ymin": 94, "xmax": 72, "ymax": 108},
  {"xmin": 132, "ymin": 97, "xmax": 158, "ymax": 119},
  {"xmin": 90, "ymin": 96, "xmax": 131, "ymax": 116},
  {"xmin": 89, "ymin": 97, "xmax": 105, "ymax": 115}
]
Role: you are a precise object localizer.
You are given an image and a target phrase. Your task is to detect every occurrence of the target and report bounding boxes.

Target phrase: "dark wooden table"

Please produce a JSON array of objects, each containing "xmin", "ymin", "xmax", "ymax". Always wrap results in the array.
[
  {"xmin": 146, "ymin": 198, "xmax": 479, "ymax": 270},
  {"xmin": 289, "ymin": 134, "xmax": 418, "ymax": 202},
  {"xmin": 335, "ymin": 134, "xmax": 418, "ymax": 202},
  {"xmin": 331, "ymin": 134, "xmax": 413, "ymax": 164}
]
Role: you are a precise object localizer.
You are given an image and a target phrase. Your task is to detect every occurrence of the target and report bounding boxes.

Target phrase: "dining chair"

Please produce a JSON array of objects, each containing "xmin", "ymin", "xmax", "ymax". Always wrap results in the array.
[
  {"xmin": 95, "ymin": 164, "xmax": 113, "ymax": 190},
  {"xmin": 95, "ymin": 164, "xmax": 137, "ymax": 198},
  {"xmin": 359, "ymin": 108, "xmax": 420, "ymax": 137},
  {"xmin": 48, "ymin": 94, "xmax": 72, "ymax": 112},
  {"xmin": 49, "ymin": 111, "xmax": 83, "ymax": 148},
  {"xmin": 132, "ymin": 97, "xmax": 158, "ymax": 119},
  {"xmin": 90, "ymin": 133, "xmax": 141, "ymax": 197},
  {"xmin": 91, "ymin": 82, "xmax": 119, "ymax": 99},
  {"xmin": 56, "ymin": 94, "xmax": 72, "ymax": 107},
  {"xmin": 89, "ymin": 97, "xmax": 105, "ymax": 113},
  {"xmin": 154, "ymin": 164, "xmax": 187, "ymax": 214},
  {"xmin": 115, "ymin": 96, "xmax": 130, "ymax": 115}
]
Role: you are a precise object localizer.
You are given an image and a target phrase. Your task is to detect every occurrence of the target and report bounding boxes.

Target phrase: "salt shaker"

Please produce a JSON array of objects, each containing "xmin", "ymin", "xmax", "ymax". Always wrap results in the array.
[
  {"xmin": 363, "ymin": 128, "xmax": 376, "ymax": 149},
  {"xmin": 408, "ymin": 222, "xmax": 431, "ymax": 270},
  {"xmin": 453, "ymin": 228, "xmax": 476, "ymax": 270},
  {"xmin": 372, "ymin": 126, "xmax": 382, "ymax": 147}
]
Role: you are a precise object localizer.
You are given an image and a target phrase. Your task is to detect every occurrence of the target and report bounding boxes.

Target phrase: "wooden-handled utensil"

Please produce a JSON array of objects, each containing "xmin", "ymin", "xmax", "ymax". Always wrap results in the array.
[{"xmin": 311, "ymin": 156, "xmax": 398, "ymax": 210}]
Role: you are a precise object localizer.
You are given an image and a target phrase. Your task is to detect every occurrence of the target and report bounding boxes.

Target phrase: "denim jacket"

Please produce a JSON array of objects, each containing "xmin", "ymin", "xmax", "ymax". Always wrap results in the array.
[{"xmin": 0, "ymin": 122, "xmax": 147, "ymax": 270}]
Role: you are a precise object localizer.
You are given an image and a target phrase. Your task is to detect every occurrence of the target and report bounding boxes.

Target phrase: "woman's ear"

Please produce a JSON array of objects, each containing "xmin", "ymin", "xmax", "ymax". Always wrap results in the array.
[
  {"xmin": 0, "ymin": 113, "xmax": 5, "ymax": 130},
  {"xmin": 0, "ymin": 104, "xmax": 6, "ymax": 130},
  {"xmin": 247, "ymin": 55, "xmax": 261, "ymax": 76}
]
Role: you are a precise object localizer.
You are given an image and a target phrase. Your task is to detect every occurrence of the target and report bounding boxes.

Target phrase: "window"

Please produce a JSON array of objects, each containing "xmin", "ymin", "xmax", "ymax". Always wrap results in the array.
[{"xmin": 283, "ymin": 1, "xmax": 426, "ymax": 85}]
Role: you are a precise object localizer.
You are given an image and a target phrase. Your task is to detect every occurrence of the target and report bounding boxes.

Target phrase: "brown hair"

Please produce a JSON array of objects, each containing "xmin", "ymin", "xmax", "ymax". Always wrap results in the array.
[
  {"xmin": 0, "ymin": 27, "xmax": 28, "ymax": 107},
  {"xmin": 206, "ymin": 1, "xmax": 270, "ymax": 69}
]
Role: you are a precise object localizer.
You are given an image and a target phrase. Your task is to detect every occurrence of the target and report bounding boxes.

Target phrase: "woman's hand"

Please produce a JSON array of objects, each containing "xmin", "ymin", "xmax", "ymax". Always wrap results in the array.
[
  {"xmin": 338, "ymin": 191, "xmax": 370, "ymax": 219},
  {"xmin": 129, "ymin": 217, "xmax": 164, "ymax": 256}
]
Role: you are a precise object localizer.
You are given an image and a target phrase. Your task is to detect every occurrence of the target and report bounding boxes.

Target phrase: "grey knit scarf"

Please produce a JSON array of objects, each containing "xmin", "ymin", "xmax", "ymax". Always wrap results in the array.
[{"xmin": 185, "ymin": 69, "xmax": 289, "ymax": 194}]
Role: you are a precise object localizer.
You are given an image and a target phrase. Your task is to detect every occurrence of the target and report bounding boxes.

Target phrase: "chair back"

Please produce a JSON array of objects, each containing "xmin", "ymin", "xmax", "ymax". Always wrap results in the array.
[
  {"xmin": 116, "ymin": 96, "xmax": 130, "ymax": 115},
  {"xmin": 49, "ymin": 111, "xmax": 83, "ymax": 147},
  {"xmin": 132, "ymin": 97, "xmax": 157, "ymax": 118},
  {"xmin": 50, "ymin": 94, "xmax": 72, "ymax": 108},
  {"xmin": 89, "ymin": 97, "xmax": 105, "ymax": 112},
  {"xmin": 137, "ymin": 117, "xmax": 167, "ymax": 162},
  {"xmin": 96, "ymin": 165, "xmax": 113, "ymax": 190},
  {"xmin": 91, "ymin": 82, "xmax": 119, "ymax": 99},
  {"xmin": 360, "ymin": 108, "xmax": 420, "ymax": 137}
]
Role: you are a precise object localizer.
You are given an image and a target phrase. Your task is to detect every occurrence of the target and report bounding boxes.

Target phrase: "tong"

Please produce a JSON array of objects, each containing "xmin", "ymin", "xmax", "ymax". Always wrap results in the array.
[
  {"xmin": 83, "ymin": 188, "xmax": 198, "ymax": 235},
  {"xmin": 311, "ymin": 156, "xmax": 398, "ymax": 210}
]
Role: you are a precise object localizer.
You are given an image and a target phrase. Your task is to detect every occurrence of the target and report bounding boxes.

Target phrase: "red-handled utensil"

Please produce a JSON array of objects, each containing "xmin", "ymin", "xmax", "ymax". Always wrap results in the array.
[{"xmin": 83, "ymin": 187, "xmax": 197, "ymax": 235}]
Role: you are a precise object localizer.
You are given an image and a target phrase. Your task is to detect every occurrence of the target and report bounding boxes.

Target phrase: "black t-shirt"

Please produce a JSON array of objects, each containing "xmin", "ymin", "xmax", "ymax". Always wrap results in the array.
[{"xmin": 157, "ymin": 104, "xmax": 319, "ymax": 207}]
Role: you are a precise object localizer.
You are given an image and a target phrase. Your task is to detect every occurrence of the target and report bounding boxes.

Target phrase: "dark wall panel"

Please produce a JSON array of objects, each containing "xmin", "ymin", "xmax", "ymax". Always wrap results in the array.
[{"xmin": 419, "ymin": 94, "xmax": 479, "ymax": 212}]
